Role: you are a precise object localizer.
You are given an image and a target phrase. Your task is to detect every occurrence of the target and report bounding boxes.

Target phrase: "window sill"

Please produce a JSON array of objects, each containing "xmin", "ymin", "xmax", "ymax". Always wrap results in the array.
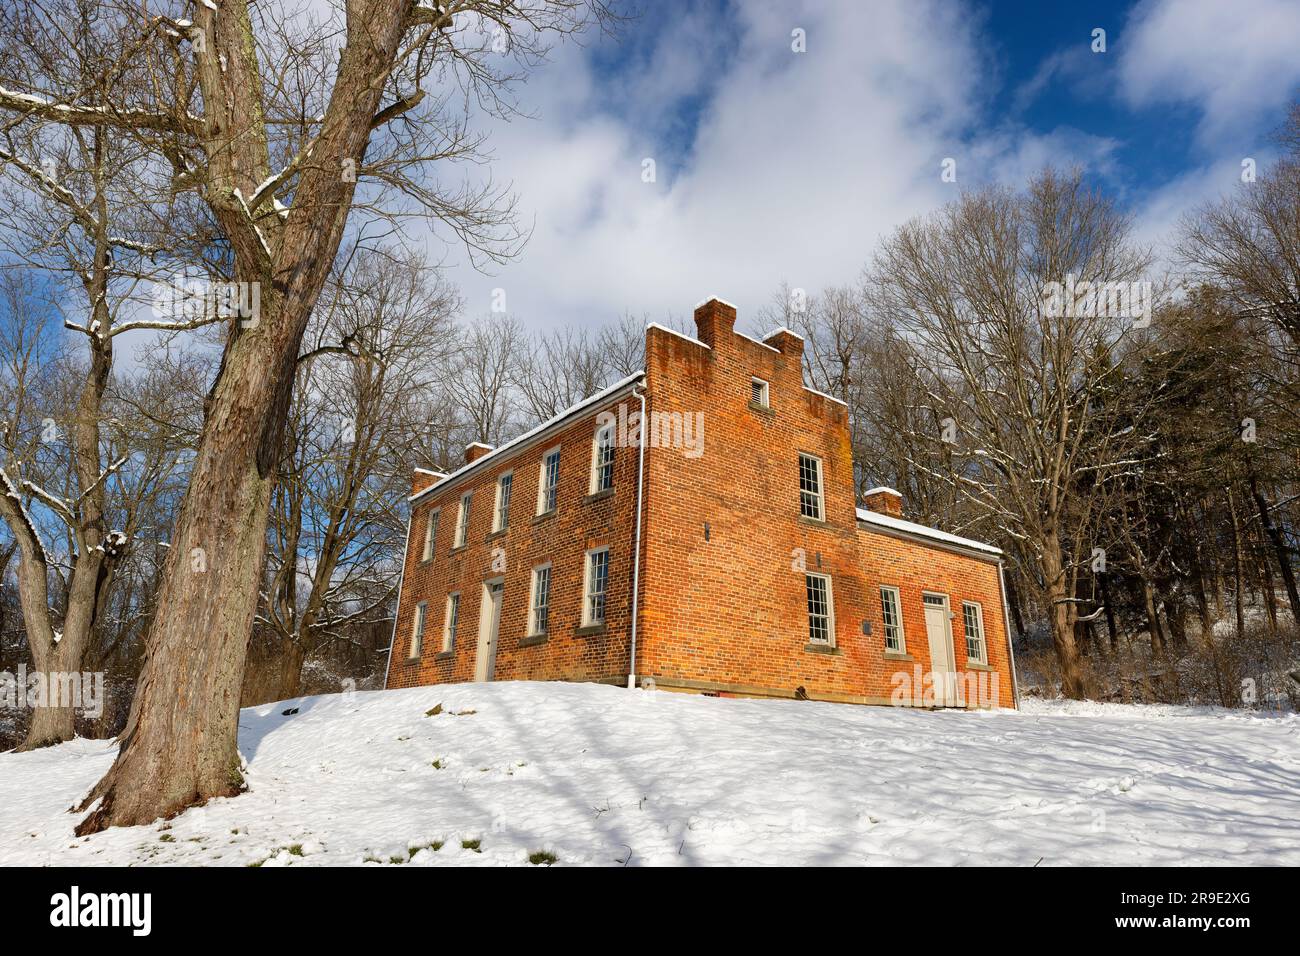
[
  {"xmin": 883, "ymin": 651, "xmax": 913, "ymax": 662},
  {"xmin": 804, "ymin": 643, "xmax": 840, "ymax": 655},
  {"xmin": 966, "ymin": 662, "xmax": 995, "ymax": 672},
  {"xmin": 485, "ymin": 528, "xmax": 507, "ymax": 542},
  {"xmin": 519, "ymin": 634, "xmax": 548, "ymax": 648},
  {"xmin": 448, "ymin": 545, "xmax": 467, "ymax": 556},
  {"xmin": 797, "ymin": 514, "xmax": 829, "ymax": 528},
  {"xmin": 532, "ymin": 510, "xmax": 556, "ymax": 525},
  {"xmin": 434, "ymin": 650, "xmax": 455, "ymax": 662},
  {"xmin": 575, "ymin": 623, "xmax": 607, "ymax": 637},
  {"xmin": 583, "ymin": 488, "xmax": 615, "ymax": 504},
  {"xmin": 747, "ymin": 401, "xmax": 774, "ymax": 415},
  {"xmin": 402, "ymin": 656, "xmax": 420, "ymax": 665}
]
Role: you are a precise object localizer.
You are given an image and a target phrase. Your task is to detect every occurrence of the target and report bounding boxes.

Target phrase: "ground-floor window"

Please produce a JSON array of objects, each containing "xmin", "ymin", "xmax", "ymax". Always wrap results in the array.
[
  {"xmin": 962, "ymin": 601, "xmax": 986, "ymax": 664},
  {"xmin": 805, "ymin": 573, "xmax": 834, "ymax": 645},
  {"xmin": 443, "ymin": 593, "xmax": 460, "ymax": 652},
  {"xmin": 529, "ymin": 564, "xmax": 552, "ymax": 636},
  {"xmin": 583, "ymin": 548, "xmax": 609, "ymax": 626},
  {"xmin": 880, "ymin": 586, "xmax": 904, "ymax": 652}
]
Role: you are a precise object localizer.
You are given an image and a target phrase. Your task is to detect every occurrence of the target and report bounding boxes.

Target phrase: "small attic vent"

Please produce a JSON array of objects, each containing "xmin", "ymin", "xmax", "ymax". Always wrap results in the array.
[{"xmin": 750, "ymin": 377, "xmax": 769, "ymax": 408}]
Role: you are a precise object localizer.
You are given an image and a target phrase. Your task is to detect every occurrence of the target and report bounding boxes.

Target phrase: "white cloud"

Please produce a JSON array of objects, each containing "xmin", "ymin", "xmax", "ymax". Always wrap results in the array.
[
  {"xmin": 1117, "ymin": 0, "xmax": 1300, "ymax": 147},
  {"xmin": 435, "ymin": 0, "xmax": 1123, "ymax": 335}
]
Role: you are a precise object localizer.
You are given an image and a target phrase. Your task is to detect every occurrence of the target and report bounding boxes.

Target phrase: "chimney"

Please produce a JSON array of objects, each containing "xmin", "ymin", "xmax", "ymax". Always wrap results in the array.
[
  {"xmin": 694, "ymin": 297, "xmax": 737, "ymax": 349},
  {"xmin": 412, "ymin": 467, "xmax": 446, "ymax": 496},
  {"xmin": 862, "ymin": 487, "xmax": 904, "ymax": 518},
  {"xmin": 465, "ymin": 442, "xmax": 495, "ymax": 465},
  {"xmin": 763, "ymin": 326, "xmax": 804, "ymax": 357}
]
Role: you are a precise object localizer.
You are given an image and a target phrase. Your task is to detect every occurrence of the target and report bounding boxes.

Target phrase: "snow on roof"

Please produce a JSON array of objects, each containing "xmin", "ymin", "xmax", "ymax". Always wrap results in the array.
[
  {"xmin": 693, "ymin": 296, "xmax": 738, "ymax": 310},
  {"xmin": 734, "ymin": 329, "xmax": 780, "ymax": 353},
  {"xmin": 465, "ymin": 441, "xmax": 494, "ymax": 451},
  {"xmin": 646, "ymin": 322, "xmax": 710, "ymax": 349},
  {"xmin": 856, "ymin": 507, "xmax": 1002, "ymax": 557},
  {"xmin": 763, "ymin": 325, "xmax": 804, "ymax": 341},
  {"xmin": 803, "ymin": 385, "xmax": 848, "ymax": 407},
  {"xmin": 409, "ymin": 371, "xmax": 646, "ymax": 503},
  {"xmin": 863, "ymin": 486, "xmax": 902, "ymax": 497},
  {"xmin": 414, "ymin": 467, "xmax": 447, "ymax": 478}
]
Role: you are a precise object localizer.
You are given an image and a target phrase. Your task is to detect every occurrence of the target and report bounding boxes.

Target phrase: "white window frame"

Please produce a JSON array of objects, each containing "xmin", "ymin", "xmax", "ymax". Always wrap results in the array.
[
  {"xmin": 962, "ymin": 601, "xmax": 987, "ymax": 665},
  {"xmin": 442, "ymin": 592, "xmax": 461, "ymax": 653},
  {"xmin": 493, "ymin": 471, "xmax": 513, "ymax": 532},
  {"xmin": 880, "ymin": 585, "xmax": 905, "ymax": 653},
  {"xmin": 582, "ymin": 546, "xmax": 610, "ymax": 627},
  {"xmin": 420, "ymin": 508, "xmax": 440, "ymax": 563},
  {"xmin": 589, "ymin": 422, "xmax": 616, "ymax": 494},
  {"xmin": 750, "ymin": 377, "xmax": 769, "ymax": 408},
  {"xmin": 409, "ymin": 601, "xmax": 427, "ymax": 658},
  {"xmin": 805, "ymin": 572, "xmax": 835, "ymax": 646},
  {"xmin": 454, "ymin": 492, "xmax": 471, "ymax": 548},
  {"xmin": 528, "ymin": 563, "xmax": 552, "ymax": 637},
  {"xmin": 537, "ymin": 445, "xmax": 561, "ymax": 514},
  {"xmin": 799, "ymin": 452, "xmax": 824, "ymax": 520}
]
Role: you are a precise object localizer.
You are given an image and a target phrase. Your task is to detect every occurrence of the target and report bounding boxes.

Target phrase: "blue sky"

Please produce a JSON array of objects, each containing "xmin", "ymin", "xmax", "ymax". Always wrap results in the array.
[{"xmin": 428, "ymin": 0, "xmax": 1299, "ymax": 336}]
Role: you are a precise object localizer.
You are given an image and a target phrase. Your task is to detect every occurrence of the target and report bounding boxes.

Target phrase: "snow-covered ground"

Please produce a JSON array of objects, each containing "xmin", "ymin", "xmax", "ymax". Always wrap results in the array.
[{"xmin": 2, "ymin": 682, "xmax": 1297, "ymax": 866}]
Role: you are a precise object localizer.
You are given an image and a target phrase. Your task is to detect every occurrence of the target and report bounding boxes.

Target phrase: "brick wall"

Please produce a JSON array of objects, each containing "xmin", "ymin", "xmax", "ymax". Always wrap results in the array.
[
  {"xmin": 386, "ymin": 387, "xmax": 641, "ymax": 690},
  {"xmin": 386, "ymin": 298, "xmax": 1017, "ymax": 710},
  {"xmin": 635, "ymin": 299, "xmax": 1015, "ymax": 708}
]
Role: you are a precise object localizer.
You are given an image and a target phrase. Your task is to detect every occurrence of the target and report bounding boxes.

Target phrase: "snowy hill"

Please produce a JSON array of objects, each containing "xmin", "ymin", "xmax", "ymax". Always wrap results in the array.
[{"xmin": 2, "ymin": 682, "xmax": 1298, "ymax": 866}]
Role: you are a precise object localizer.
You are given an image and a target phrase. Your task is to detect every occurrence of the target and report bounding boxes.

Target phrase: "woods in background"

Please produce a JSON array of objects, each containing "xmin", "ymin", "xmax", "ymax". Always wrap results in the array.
[{"xmin": 0, "ymin": 0, "xmax": 1295, "ymax": 834}]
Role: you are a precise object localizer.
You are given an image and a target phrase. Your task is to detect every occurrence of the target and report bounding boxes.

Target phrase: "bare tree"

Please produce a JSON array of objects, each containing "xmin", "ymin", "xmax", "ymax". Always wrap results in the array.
[
  {"xmin": 1, "ymin": 0, "xmax": 615, "ymax": 830},
  {"xmin": 250, "ymin": 246, "xmax": 459, "ymax": 702},
  {"xmin": 865, "ymin": 169, "xmax": 1154, "ymax": 698},
  {"xmin": 513, "ymin": 325, "xmax": 606, "ymax": 420}
]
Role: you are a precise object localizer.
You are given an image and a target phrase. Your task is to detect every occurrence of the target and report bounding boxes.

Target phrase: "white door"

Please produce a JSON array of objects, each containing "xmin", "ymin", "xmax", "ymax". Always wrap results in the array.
[
  {"xmin": 475, "ymin": 581, "xmax": 503, "ymax": 682},
  {"xmin": 923, "ymin": 593, "xmax": 958, "ymax": 706}
]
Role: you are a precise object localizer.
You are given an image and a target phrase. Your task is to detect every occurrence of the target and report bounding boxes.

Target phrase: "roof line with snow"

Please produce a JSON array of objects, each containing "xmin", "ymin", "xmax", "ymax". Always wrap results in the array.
[
  {"xmin": 409, "ymin": 371, "xmax": 646, "ymax": 505},
  {"xmin": 856, "ymin": 507, "xmax": 1002, "ymax": 559}
]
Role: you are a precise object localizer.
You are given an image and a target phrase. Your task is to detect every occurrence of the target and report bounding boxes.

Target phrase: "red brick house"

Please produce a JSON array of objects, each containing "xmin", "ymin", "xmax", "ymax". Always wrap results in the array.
[{"xmin": 385, "ymin": 298, "xmax": 1018, "ymax": 709}]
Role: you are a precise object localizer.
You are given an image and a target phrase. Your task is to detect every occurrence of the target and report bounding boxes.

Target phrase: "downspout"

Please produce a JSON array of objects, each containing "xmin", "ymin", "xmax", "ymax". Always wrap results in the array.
[
  {"xmin": 627, "ymin": 380, "xmax": 647, "ymax": 689},
  {"xmin": 998, "ymin": 560, "xmax": 1020, "ymax": 709},
  {"xmin": 382, "ymin": 507, "xmax": 414, "ymax": 690}
]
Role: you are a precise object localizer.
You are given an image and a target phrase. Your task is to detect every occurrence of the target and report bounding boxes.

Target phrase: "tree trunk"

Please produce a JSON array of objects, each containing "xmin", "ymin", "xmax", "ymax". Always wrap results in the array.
[
  {"xmin": 73, "ymin": 2, "xmax": 410, "ymax": 834},
  {"xmin": 1099, "ymin": 571, "xmax": 1119, "ymax": 649},
  {"xmin": 1228, "ymin": 490, "xmax": 1247, "ymax": 639},
  {"xmin": 1250, "ymin": 478, "xmax": 1300, "ymax": 625},
  {"xmin": 1142, "ymin": 578, "xmax": 1164, "ymax": 654},
  {"xmin": 74, "ymin": 357, "xmax": 279, "ymax": 830},
  {"xmin": 1041, "ymin": 538, "xmax": 1084, "ymax": 698},
  {"xmin": 1004, "ymin": 572, "xmax": 1027, "ymax": 638}
]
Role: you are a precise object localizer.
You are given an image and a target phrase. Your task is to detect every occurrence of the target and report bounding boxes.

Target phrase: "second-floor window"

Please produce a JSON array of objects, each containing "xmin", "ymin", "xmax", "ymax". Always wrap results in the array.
[
  {"xmin": 583, "ymin": 547, "xmax": 609, "ymax": 627},
  {"xmin": 493, "ymin": 472, "xmax": 513, "ymax": 532},
  {"xmin": 590, "ymin": 422, "xmax": 615, "ymax": 493},
  {"xmin": 538, "ymin": 447, "xmax": 561, "ymax": 514},
  {"xmin": 454, "ymin": 492, "xmax": 471, "ymax": 548},
  {"xmin": 420, "ymin": 509, "xmax": 439, "ymax": 562},
  {"xmin": 799, "ymin": 453, "xmax": 824, "ymax": 520},
  {"xmin": 751, "ymin": 377, "xmax": 769, "ymax": 408}
]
